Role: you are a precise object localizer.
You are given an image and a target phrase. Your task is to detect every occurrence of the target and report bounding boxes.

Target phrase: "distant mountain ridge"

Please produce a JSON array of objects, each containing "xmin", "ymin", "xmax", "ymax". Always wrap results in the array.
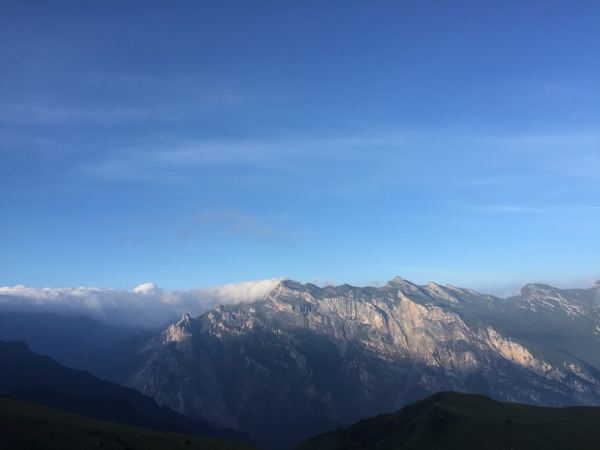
[
  {"xmin": 0, "ymin": 312, "xmax": 150, "ymax": 381},
  {"xmin": 124, "ymin": 278, "xmax": 600, "ymax": 449}
]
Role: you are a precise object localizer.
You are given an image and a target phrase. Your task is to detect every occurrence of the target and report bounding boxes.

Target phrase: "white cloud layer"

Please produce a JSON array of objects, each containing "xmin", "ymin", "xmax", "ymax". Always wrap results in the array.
[{"xmin": 0, "ymin": 279, "xmax": 281, "ymax": 329}]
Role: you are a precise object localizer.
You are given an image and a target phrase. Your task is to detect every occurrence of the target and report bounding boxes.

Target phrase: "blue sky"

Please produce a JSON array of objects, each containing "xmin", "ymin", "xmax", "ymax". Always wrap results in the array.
[{"xmin": 1, "ymin": 1, "xmax": 599, "ymax": 294}]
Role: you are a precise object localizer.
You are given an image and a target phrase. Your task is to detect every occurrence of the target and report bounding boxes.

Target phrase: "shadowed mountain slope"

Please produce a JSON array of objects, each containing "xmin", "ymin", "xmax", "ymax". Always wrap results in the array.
[
  {"xmin": 297, "ymin": 391, "xmax": 600, "ymax": 450},
  {"xmin": 0, "ymin": 341, "xmax": 250, "ymax": 444}
]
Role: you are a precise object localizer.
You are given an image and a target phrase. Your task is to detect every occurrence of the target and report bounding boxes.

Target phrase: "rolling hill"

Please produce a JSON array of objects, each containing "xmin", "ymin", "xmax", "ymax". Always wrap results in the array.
[{"xmin": 297, "ymin": 391, "xmax": 600, "ymax": 450}]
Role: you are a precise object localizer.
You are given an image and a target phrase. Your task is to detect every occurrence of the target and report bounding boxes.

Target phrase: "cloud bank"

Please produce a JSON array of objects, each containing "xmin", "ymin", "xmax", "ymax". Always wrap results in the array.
[{"xmin": 0, "ymin": 279, "xmax": 281, "ymax": 329}]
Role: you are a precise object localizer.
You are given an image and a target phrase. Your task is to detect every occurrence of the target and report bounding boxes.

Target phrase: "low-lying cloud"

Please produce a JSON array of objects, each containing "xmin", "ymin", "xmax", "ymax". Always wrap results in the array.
[{"xmin": 0, "ymin": 279, "xmax": 281, "ymax": 329}]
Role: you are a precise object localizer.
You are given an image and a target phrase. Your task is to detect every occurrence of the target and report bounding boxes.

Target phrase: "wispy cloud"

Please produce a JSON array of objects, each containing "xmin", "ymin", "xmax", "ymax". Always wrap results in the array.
[
  {"xmin": 466, "ymin": 132, "xmax": 600, "ymax": 148},
  {"xmin": 77, "ymin": 128, "xmax": 600, "ymax": 182},
  {"xmin": 0, "ymin": 104, "xmax": 177, "ymax": 126},
  {"xmin": 181, "ymin": 208, "xmax": 281, "ymax": 241},
  {"xmin": 178, "ymin": 207, "xmax": 309, "ymax": 245},
  {"xmin": 449, "ymin": 203, "xmax": 600, "ymax": 215},
  {"xmin": 75, "ymin": 134, "xmax": 402, "ymax": 186},
  {"xmin": 9, "ymin": 121, "xmax": 599, "ymax": 210},
  {"xmin": 535, "ymin": 81, "xmax": 599, "ymax": 102}
]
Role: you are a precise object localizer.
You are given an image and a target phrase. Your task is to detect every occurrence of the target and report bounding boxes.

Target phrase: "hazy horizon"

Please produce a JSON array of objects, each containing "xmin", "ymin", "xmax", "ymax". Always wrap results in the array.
[{"xmin": 2, "ymin": 273, "xmax": 600, "ymax": 295}]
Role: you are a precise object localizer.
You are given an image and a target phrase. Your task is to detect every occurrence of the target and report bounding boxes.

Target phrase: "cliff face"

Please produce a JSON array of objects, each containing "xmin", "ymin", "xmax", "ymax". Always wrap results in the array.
[{"xmin": 126, "ymin": 278, "xmax": 600, "ymax": 449}]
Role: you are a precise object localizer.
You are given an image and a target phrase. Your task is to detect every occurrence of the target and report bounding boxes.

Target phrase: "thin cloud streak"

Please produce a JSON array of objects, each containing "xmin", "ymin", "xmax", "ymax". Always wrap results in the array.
[
  {"xmin": 0, "ymin": 104, "xmax": 177, "ymax": 126},
  {"xmin": 449, "ymin": 203, "xmax": 600, "ymax": 215},
  {"xmin": 91, "ymin": 129, "xmax": 600, "ymax": 166}
]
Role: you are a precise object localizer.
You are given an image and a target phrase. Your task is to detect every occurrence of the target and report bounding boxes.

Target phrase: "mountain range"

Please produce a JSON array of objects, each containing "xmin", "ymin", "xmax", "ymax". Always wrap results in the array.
[
  {"xmin": 124, "ymin": 278, "xmax": 600, "ymax": 448},
  {"xmin": 2, "ymin": 277, "xmax": 600, "ymax": 449}
]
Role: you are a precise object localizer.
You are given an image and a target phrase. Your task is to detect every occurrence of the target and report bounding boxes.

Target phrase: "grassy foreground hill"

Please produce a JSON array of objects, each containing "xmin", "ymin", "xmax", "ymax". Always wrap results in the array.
[
  {"xmin": 297, "ymin": 391, "xmax": 600, "ymax": 450},
  {"xmin": 0, "ymin": 395, "xmax": 254, "ymax": 450}
]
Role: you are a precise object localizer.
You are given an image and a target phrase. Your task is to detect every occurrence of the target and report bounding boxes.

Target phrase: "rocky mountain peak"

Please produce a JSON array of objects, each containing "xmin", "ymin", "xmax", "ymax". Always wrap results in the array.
[
  {"xmin": 519, "ymin": 283, "xmax": 588, "ymax": 316},
  {"xmin": 179, "ymin": 312, "xmax": 192, "ymax": 323},
  {"xmin": 279, "ymin": 279, "xmax": 304, "ymax": 290},
  {"xmin": 385, "ymin": 276, "xmax": 422, "ymax": 295},
  {"xmin": 163, "ymin": 312, "xmax": 194, "ymax": 344},
  {"xmin": 386, "ymin": 276, "xmax": 406, "ymax": 285},
  {"xmin": 520, "ymin": 283, "xmax": 555, "ymax": 295}
]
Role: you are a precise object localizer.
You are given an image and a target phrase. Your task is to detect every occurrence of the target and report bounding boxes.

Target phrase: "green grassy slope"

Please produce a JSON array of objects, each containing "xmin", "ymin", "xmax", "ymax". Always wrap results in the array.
[
  {"xmin": 0, "ymin": 396, "xmax": 254, "ymax": 450},
  {"xmin": 297, "ymin": 391, "xmax": 600, "ymax": 450}
]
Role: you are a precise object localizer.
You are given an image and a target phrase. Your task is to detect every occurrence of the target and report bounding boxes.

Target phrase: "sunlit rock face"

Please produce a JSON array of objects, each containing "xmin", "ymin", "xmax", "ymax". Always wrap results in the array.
[{"xmin": 126, "ymin": 278, "xmax": 600, "ymax": 449}]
